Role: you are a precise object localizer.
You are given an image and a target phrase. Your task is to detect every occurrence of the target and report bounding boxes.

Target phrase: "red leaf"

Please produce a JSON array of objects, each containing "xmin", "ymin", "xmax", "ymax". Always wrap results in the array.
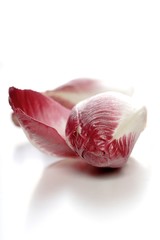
[
  {"xmin": 44, "ymin": 78, "xmax": 133, "ymax": 109},
  {"xmin": 9, "ymin": 87, "xmax": 76, "ymax": 157}
]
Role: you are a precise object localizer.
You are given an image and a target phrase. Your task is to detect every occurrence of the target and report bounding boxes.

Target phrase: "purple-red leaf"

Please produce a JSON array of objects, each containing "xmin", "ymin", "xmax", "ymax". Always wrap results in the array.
[
  {"xmin": 44, "ymin": 78, "xmax": 133, "ymax": 109},
  {"xmin": 65, "ymin": 92, "xmax": 147, "ymax": 167},
  {"xmin": 9, "ymin": 87, "xmax": 76, "ymax": 157}
]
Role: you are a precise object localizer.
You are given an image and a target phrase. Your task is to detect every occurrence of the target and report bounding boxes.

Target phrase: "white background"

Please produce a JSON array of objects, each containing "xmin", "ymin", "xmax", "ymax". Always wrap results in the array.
[{"xmin": 0, "ymin": 0, "xmax": 160, "ymax": 239}]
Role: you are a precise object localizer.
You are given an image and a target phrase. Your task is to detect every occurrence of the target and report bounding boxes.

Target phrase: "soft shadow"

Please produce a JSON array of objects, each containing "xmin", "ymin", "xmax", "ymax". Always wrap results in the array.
[
  {"xmin": 14, "ymin": 143, "xmax": 59, "ymax": 166},
  {"xmin": 28, "ymin": 157, "xmax": 150, "ymax": 218}
]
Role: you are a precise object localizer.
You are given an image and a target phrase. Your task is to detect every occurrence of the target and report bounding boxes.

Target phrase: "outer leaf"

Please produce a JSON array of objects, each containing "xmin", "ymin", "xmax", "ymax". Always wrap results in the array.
[
  {"xmin": 44, "ymin": 78, "xmax": 133, "ymax": 109},
  {"xmin": 9, "ymin": 87, "xmax": 76, "ymax": 157}
]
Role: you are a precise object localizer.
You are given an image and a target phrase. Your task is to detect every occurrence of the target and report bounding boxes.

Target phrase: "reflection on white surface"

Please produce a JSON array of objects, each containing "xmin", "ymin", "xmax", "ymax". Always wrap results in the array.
[
  {"xmin": 2, "ymin": 142, "xmax": 151, "ymax": 240},
  {"xmin": 28, "ymin": 158, "xmax": 148, "ymax": 215}
]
